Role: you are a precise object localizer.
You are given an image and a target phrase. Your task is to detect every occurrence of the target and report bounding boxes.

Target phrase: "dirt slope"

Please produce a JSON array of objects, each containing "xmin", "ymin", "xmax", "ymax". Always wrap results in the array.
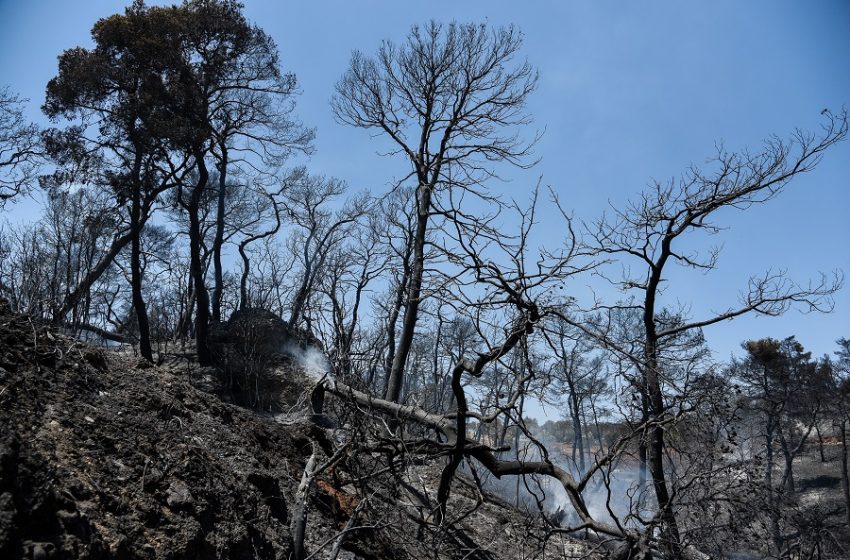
[
  {"xmin": 0, "ymin": 301, "xmax": 585, "ymax": 560},
  {"xmin": 0, "ymin": 300, "xmax": 305, "ymax": 559}
]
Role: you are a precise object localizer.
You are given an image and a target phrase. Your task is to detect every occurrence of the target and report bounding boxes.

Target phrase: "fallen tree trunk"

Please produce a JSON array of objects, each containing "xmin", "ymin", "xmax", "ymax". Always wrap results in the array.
[
  {"xmin": 319, "ymin": 378, "xmax": 627, "ymax": 540},
  {"xmin": 72, "ymin": 322, "xmax": 132, "ymax": 344},
  {"xmin": 318, "ymin": 377, "xmax": 711, "ymax": 560}
]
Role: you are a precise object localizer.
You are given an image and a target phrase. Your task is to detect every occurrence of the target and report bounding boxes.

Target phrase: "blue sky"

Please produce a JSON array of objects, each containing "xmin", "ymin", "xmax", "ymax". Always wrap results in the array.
[{"xmin": 0, "ymin": 0, "xmax": 848, "ymax": 362}]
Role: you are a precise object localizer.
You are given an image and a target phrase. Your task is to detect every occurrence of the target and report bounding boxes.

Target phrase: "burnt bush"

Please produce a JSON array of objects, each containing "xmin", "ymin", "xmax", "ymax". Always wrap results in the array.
[{"xmin": 208, "ymin": 308, "xmax": 304, "ymax": 411}]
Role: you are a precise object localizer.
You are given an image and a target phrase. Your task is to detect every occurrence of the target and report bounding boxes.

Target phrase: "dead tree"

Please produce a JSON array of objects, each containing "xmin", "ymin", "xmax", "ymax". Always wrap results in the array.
[
  {"xmin": 236, "ymin": 189, "xmax": 283, "ymax": 310},
  {"xmin": 283, "ymin": 175, "xmax": 366, "ymax": 333},
  {"xmin": 206, "ymin": 41, "xmax": 314, "ymax": 322},
  {"xmin": 368, "ymin": 187, "xmax": 417, "ymax": 395},
  {"xmin": 332, "ymin": 21, "xmax": 538, "ymax": 403},
  {"xmin": 306, "ymin": 193, "xmax": 706, "ymax": 558},
  {"xmin": 317, "ymin": 215, "xmax": 387, "ymax": 379},
  {"xmin": 545, "ymin": 319, "xmax": 609, "ymax": 476},
  {"xmin": 0, "ymin": 87, "xmax": 40, "ymax": 208},
  {"xmin": 581, "ymin": 111, "xmax": 848, "ymax": 555}
]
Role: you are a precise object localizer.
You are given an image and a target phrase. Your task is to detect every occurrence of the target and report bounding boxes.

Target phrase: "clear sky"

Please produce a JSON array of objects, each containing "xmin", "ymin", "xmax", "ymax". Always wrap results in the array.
[{"xmin": 0, "ymin": 0, "xmax": 848, "ymax": 363}]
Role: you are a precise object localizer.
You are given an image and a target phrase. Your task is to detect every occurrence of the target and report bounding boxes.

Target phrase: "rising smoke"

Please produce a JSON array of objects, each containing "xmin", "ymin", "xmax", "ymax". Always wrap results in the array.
[
  {"xmin": 283, "ymin": 343, "xmax": 332, "ymax": 382},
  {"xmin": 467, "ymin": 441, "xmax": 654, "ymax": 531}
]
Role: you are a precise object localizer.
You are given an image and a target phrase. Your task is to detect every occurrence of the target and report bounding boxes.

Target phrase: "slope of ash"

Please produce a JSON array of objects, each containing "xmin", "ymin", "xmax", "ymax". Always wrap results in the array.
[
  {"xmin": 0, "ymin": 298, "xmax": 309, "ymax": 559},
  {"xmin": 0, "ymin": 301, "xmax": 593, "ymax": 560}
]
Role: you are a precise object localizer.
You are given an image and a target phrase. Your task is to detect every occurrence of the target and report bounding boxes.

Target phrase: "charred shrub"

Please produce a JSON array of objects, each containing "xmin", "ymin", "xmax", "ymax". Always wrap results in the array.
[{"xmin": 208, "ymin": 308, "xmax": 297, "ymax": 411}]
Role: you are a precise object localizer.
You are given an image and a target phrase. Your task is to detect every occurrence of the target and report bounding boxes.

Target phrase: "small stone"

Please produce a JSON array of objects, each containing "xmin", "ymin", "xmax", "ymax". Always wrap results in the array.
[
  {"xmin": 166, "ymin": 480, "xmax": 193, "ymax": 508},
  {"xmin": 31, "ymin": 542, "xmax": 53, "ymax": 560}
]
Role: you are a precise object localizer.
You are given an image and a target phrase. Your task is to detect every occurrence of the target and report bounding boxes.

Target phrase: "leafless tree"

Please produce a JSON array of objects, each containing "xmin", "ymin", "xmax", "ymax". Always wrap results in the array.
[
  {"xmin": 315, "ymin": 214, "xmax": 387, "ymax": 379},
  {"xmin": 332, "ymin": 21, "xmax": 538, "ymax": 403},
  {"xmin": 0, "ymin": 87, "xmax": 40, "ymax": 208},
  {"xmin": 545, "ymin": 319, "xmax": 610, "ymax": 476},
  {"xmin": 206, "ymin": 32, "xmax": 314, "ymax": 322},
  {"xmin": 578, "ymin": 111, "xmax": 848, "ymax": 555},
  {"xmin": 306, "ymin": 192, "xmax": 706, "ymax": 558},
  {"xmin": 369, "ymin": 186, "xmax": 417, "ymax": 395},
  {"xmin": 0, "ymin": 188, "xmax": 122, "ymax": 331},
  {"xmin": 235, "ymin": 188, "xmax": 284, "ymax": 311},
  {"xmin": 282, "ymin": 175, "xmax": 367, "ymax": 334}
]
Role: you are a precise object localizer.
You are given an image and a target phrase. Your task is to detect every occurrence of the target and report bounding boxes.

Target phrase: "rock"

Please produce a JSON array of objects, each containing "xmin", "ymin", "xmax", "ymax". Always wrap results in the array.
[
  {"xmin": 23, "ymin": 541, "xmax": 55, "ymax": 560},
  {"xmin": 206, "ymin": 308, "xmax": 324, "ymax": 410},
  {"xmin": 166, "ymin": 480, "xmax": 193, "ymax": 508}
]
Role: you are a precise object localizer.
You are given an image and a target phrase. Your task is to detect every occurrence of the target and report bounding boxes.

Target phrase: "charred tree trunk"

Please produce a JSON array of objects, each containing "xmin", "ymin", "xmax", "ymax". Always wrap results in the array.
[
  {"xmin": 385, "ymin": 184, "xmax": 431, "ymax": 404},
  {"xmin": 129, "ymin": 148, "xmax": 152, "ymax": 361},
  {"xmin": 815, "ymin": 423, "xmax": 827, "ymax": 462},
  {"xmin": 841, "ymin": 418, "xmax": 850, "ymax": 528},
  {"xmin": 287, "ymin": 242, "xmax": 313, "ymax": 330},
  {"xmin": 291, "ymin": 443, "xmax": 318, "ymax": 560},
  {"xmin": 238, "ymin": 193, "xmax": 281, "ymax": 311},
  {"xmin": 569, "ymin": 390, "xmax": 585, "ymax": 475},
  {"xmin": 238, "ymin": 245, "xmax": 250, "ymax": 311},
  {"xmin": 643, "ymin": 266, "xmax": 681, "ymax": 555},
  {"xmin": 765, "ymin": 417, "xmax": 783, "ymax": 553},
  {"xmin": 211, "ymin": 143, "xmax": 228, "ymax": 323},
  {"xmin": 638, "ymin": 391, "xmax": 649, "ymax": 489},
  {"xmin": 382, "ymin": 255, "xmax": 410, "ymax": 395},
  {"xmin": 177, "ymin": 275, "xmax": 195, "ymax": 343},
  {"xmin": 53, "ymin": 229, "xmax": 135, "ymax": 324},
  {"xmin": 778, "ymin": 433, "xmax": 796, "ymax": 494},
  {"xmin": 188, "ymin": 151, "xmax": 212, "ymax": 366}
]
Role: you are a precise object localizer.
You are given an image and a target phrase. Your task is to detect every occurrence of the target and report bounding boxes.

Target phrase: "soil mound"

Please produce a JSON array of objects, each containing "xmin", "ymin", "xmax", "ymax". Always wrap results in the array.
[
  {"xmin": 0, "ymin": 300, "xmax": 305, "ymax": 559},
  {"xmin": 0, "ymin": 300, "xmax": 589, "ymax": 560}
]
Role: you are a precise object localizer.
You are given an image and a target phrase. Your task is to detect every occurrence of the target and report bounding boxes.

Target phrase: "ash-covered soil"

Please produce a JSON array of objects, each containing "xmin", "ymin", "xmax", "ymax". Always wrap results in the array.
[
  {"xmin": 0, "ymin": 299, "xmax": 310, "ymax": 559},
  {"xmin": 0, "ymin": 301, "xmax": 589, "ymax": 560}
]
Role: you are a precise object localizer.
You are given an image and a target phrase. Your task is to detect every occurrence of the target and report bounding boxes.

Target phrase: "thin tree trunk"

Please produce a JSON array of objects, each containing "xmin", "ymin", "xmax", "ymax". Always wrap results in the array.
[
  {"xmin": 382, "ymin": 263, "xmax": 409, "ymax": 396},
  {"xmin": 130, "ymin": 172, "xmax": 153, "ymax": 362},
  {"xmin": 779, "ymin": 437, "xmax": 796, "ymax": 494},
  {"xmin": 211, "ymin": 144, "xmax": 227, "ymax": 322},
  {"xmin": 53, "ymin": 229, "xmax": 134, "ymax": 323},
  {"xmin": 641, "ymin": 242, "xmax": 682, "ymax": 556},
  {"xmin": 638, "ymin": 390, "xmax": 649, "ymax": 488},
  {"xmin": 237, "ymin": 193, "xmax": 281, "ymax": 311},
  {"xmin": 766, "ymin": 420, "xmax": 783, "ymax": 553},
  {"xmin": 431, "ymin": 310, "xmax": 443, "ymax": 410},
  {"xmin": 287, "ymin": 246, "xmax": 313, "ymax": 330},
  {"xmin": 514, "ymin": 389, "xmax": 526, "ymax": 507},
  {"xmin": 291, "ymin": 443, "xmax": 318, "ymax": 560},
  {"xmin": 841, "ymin": 418, "xmax": 850, "ymax": 528},
  {"xmin": 385, "ymin": 184, "xmax": 432, "ymax": 403},
  {"xmin": 239, "ymin": 244, "xmax": 250, "ymax": 310},
  {"xmin": 815, "ymin": 423, "xmax": 827, "ymax": 462},
  {"xmin": 644, "ymin": 338, "xmax": 681, "ymax": 556},
  {"xmin": 570, "ymin": 394, "xmax": 585, "ymax": 475},
  {"xmin": 177, "ymin": 275, "xmax": 195, "ymax": 342},
  {"xmin": 189, "ymin": 151, "xmax": 211, "ymax": 366}
]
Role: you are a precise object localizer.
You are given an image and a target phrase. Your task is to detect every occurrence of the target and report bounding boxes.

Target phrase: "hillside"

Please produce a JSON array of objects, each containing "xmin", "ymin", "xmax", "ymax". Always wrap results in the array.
[{"xmin": 0, "ymin": 300, "xmax": 592, "ymax": 560}]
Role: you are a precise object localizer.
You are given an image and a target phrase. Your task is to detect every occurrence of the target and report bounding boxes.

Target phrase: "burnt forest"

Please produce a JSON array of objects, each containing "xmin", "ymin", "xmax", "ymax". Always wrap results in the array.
[{"xmin": 1, "ymin": 2, "xmax": 849, "ymax": 559}]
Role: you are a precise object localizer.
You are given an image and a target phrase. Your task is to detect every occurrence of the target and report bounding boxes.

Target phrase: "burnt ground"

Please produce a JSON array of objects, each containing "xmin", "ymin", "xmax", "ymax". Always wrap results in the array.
[
  {"xmin": 0, "ymin": 299, "xmax": 308, "ymax": 559},
  {"xmin": 0, "ymin": 301, "xmax": 594, "ymax": 560}
]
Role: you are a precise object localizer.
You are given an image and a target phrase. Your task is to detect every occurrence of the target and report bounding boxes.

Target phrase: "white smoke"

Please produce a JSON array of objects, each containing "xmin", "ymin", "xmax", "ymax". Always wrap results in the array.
[
  {"xmin": 466, "ymin": 442, "xmax": 652, "ymax": 530},
  {"xmin": 284, "ymin": 343, "xmax": 332, "ymax": 382}
]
